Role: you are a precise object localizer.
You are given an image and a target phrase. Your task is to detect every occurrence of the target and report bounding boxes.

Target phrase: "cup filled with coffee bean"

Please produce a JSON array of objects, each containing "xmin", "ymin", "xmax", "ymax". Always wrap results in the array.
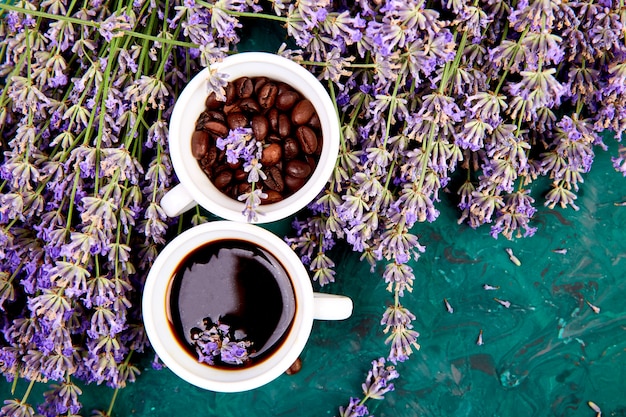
[
  {"xmin": 160, "ymin": 52, "xmax": 340, "ymax": 223},
  {"xmin": 142, "ymin": 221, "xmax": 353, "ymax": 392}
]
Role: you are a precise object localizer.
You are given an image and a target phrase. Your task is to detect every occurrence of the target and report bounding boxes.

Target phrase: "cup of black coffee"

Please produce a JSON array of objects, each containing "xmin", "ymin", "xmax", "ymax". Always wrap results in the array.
[
  {"xmin": 160, "ymin": 52, "xmax": 340, "ymax": 223},
  {"xmin": 142, "ymin": 221, "xmax": 353, "ymax": 392}
]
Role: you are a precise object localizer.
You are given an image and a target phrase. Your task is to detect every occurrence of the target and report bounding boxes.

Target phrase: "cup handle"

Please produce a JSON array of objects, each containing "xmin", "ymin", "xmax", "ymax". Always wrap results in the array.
[
  {"xmin": 312, "ymin": 293, "xmax": 353, "ymax": 320},
  {"xmin": 160, "ymin": 184, "xmax": 197, "ymax": 217}
]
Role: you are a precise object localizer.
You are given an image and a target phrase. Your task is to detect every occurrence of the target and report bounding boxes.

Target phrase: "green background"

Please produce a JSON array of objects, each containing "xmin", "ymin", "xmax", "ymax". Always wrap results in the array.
[{"xmin": 3, "ymin": 25, "xmax": 626, "ymax": 417}]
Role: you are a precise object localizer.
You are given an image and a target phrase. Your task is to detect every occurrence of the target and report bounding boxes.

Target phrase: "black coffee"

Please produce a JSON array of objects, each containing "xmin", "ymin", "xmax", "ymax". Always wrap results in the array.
[{"xmin": 168, "ymin": 239, "xmax": 296, "ymax": 367}]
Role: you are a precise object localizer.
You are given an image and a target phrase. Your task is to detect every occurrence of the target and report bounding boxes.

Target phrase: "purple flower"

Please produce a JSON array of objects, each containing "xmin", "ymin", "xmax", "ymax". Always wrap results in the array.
[
  {"xmin": 381, "ymin": 304, "xmax": 415, "ymax": 333},
  {"xmin": 99, "ymin": 12, "xmax": 134, "ymax": 42},
  {"xmin": 39, "ymin": 382, "xmax": 82, "ymax": 417},
  {"xmin": 362, "ymin": 357, "xmax": 399, "ymax": 399},
  {"xmin": 190, "ymin": 319, "xmax": 251, "ymax": 366},
  {"xmin": 337, "ymin": 397, "xmax": 369, "ymax": 417},
  {"xmin": 216, "ymin": 127, "xmax": 254, "ymax": 163},
  {"xmin": 310, "ymin": 251, "xmax": 336, "ymax": 286},
  {"xmin": 2, "ymin": 399, "xmax": 35, "ymax": 417},
  {"xmin": 612, "ymin": 145, "xmax": 626, "ymax": 176},
  {"xmin": 210, "ymin": 5, "xmax": 241, "ymax": 41},
  {"xmin": 238, "ymin": 188, "xmax": 268, "ymax": 223},
  {"xmin": 490, "ymin": 190, "xmax": 537, "ymax": 239}
]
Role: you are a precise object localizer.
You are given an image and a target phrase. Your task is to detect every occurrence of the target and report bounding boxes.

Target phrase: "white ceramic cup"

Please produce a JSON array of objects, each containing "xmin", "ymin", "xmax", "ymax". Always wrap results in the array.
[
  {"xmin": 142, "ymin": 221, "xmax": 353, "ymax": 392},
  {"xmin": 160, "ymin": 52, "xmax": 340, "ymax": 223}
]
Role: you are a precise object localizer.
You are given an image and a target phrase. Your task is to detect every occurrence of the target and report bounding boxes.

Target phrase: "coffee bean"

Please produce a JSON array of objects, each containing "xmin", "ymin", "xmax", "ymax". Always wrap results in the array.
[
  {"xmin": 254, "ymin": 77, "xmax": 269, "ymax": 94},
  {"xmin": 267, "ymin": 134, "xmax": 282, "ymax": 144},
  {"xmin": 261, "ymin": 143, "xmax": 282, "ymax": 166},
  {"xmin": 200, "ymin": 144, "xmax": 218, "ymax": 170},
  {"xmin": 196, "ymin": 112, "xmax": 209, "ymax": 128},
  {"xmin": 285, "ymin": 357, "xmax": 302, "ymax": 375},
  {"xmin": 276, "ymin": 90, "xmax": 300, "ymax": 111},
  {"xmin": 251, "ymin": 115, "xmax": 269, "ymax": 142},
  {"xmin": 276, "ymin": 82, "xmax": 293, "ymax": 95},
  {"xmin": 223, "ymin": 101, "xmax": 241, "ymax": 115},
  {"xmin": 283, "ymin": 137, "xmax": 300, "ymax": 160},
  {"xmin": 291, "ymin": 99, "xmax": 316, "ymax": 125},
  {"xmin": 225, "ymin": 82, "xmax": 236, "ymax": 104},
  {"xmin": 263, "ymin": 166, "xmax": 284, "ymax": 192},
  {"xmin": 237, "ymin": 182, "xmax": 252, "ymax": 195},
  {"xmin": 308, "ymin": 113, "xmax": 321, "ymax": 130},
  {"xmin": 204, "ymin": 92, "xmax": 222, "ymax": 110},
  {"xmin": 214, "ymin": 170, "xmax": 233, "ymax": 190},
  {"xmin": 239, "ymin": 98, "xmax": 261, "ymax": 114},
  {"xmin": 261, "ymin": 190, "xmax": 283, "ymax": 204},
  {"xmin": 234, "ymin": 168, "xmax": 247, "ymax": 182},
  {"xmin": 267, "ymin": 108, "xmax": 279, "ymax": 132},
  {"xmin": 205, "ymin": 110, "xmax": 226, "ymax": 123},
  {"xmin": 235, "ymin": 77, "xmax": 254, "ymax": 98},
  {"xmin": 227, "ymin": 113, "xmax": 248, "ymax": 130},
  {"xmin": 284, "ymin": 174, "xmax": 306, "ymax": 192},
  {"xmin": 225, "ymin": 184, "xmax": 238, "ymax": 199},
  {"xmin": 278, "ymin": 113, "xmax": 291, "ymax": 138},
  {"xmin": 295, "ymin": 125, "xmax": 318, "ymax": 155},
  {"xmin": 201, "ymin": 164, "xmax": 212, "ymax": 178},
  {"xmin": 227, "ymin": 160, "xmax": 241, "ymax": 170},
  {"xmin": 191, "ymin": 130, "xmax": 209, "ymax": 159},
  {"xmin": 285, "ymin": 160, "xmax": 312, "ymax": 179},
  {"xmin": 258, "ymin": 82, "xmax": 278, "ymax": 109},
  {"xmin": 204, "ymin": 120, "xmax": 229, "ymax": 137}
]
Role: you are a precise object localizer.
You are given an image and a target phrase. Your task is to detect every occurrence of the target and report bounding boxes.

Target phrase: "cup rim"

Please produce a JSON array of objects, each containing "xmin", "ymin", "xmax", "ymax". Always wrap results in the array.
[
  {"xmin": 168, "ymin": 52, "xmax": 340, "ymax": 223},
  {"xmin": 142, "ymin": 221, "xmax": 315, "ymax": 392}
]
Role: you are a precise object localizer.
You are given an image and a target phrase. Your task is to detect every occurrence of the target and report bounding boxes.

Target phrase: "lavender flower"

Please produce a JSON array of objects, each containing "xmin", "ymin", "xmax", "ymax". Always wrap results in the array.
[
  {"xmin": 362, "ymin": 357, "xmax": 399, "ymax": 400},
  {"xmin": 336, "ymin": 357, "xmax": 398, "ymax": 417},
  {"xmin": 38, "ymin": 381, "xmax": 83, "ymax": 416},
  {"xmin": 190, "ymin": 319, "xmax": 252, "ymax": 366},
  {"xmin": 2, "ymin": 399, "xmax": 35, "ymax": 417},
  {"xmin": 338, "ymin": 397, "xmax": 369, "ymax": 417}
]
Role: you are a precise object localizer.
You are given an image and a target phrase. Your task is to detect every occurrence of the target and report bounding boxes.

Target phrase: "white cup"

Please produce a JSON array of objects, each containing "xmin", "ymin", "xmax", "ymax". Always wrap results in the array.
[
  {"xmin": 142, "ymin": 221, "xmax": 353, "ymax": 392},
  {"xmin": 160, "ymin": 52, "xmax": 340, "ymax": 223}
]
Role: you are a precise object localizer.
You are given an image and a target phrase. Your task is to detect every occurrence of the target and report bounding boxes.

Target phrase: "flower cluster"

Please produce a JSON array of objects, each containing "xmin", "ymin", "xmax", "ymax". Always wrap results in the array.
[
  {"xmin": 337, "ymin": 357, "xmax": 399, "ymax": 417},
  {"xmin": 277, "ymin": 0, "xmax": 626, "ymax": 366},
  {"xmin": 190, "ymin": 318, "xmax": 252, "ymax": 366},
  {"xmin": 0, "ymin": 0, "xmax": 625, "ymax": 415},
  {"xmin": 0, "ymin": 0, "xmax": 215, "ymax": 413},
  {"xmin": 216, "ymin": 127, "xmax": 268, "ymax": 222}
]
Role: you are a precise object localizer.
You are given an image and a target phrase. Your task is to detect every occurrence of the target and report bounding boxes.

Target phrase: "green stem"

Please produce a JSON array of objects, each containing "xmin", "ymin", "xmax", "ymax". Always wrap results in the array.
[
  {"xmin": 327, "ymin": 80, "xmax": 347, "ymax": 154},
  {"xmin": 493, "ymin": 27, "xmax": 529, "ymax": 95},
  {"xmin": 0, "ymin": 51, "xmax": 27, "ymax": 106},
  {"xmin": 417, "ymin": 122, "xmax": 438, "ymax": 190},
  {"xmin": 104, "ymin": 351, "xmax": 134, "ymax": 416},
  {"xmin": 64, "ymin": 170, "xmax": 82, "ymax": 231},
  {"xmin": 196, "ymin": 0, "xmax": 289, "ymax": 23},
  {"xmin": 106, "ymin": 388, "xmax": 119, "ymax": 416},
  {"xmin": 93, "ymin": 40, "xmax": 120, "ymax": 194},
  {"xmin": 383, "ymin": 64, "xmax": 405, "ymax": 147},
  {"xmin": 300, "ymin": 60, "xmax": 376, "ymax": 69},
  {"xmin": 574, "ymin": 59, "xmax": 586, "ymax": 116},
  {"xmin": 20, "ymin": 379, "xmax": 36, "ymax": 403},
  {"xmin": 10, "ymin": 373, "xmax": 19, "ymax": 395},
  {"xmin": 439, "ymin": 30, "xmax": 468, "ymax": 94}
]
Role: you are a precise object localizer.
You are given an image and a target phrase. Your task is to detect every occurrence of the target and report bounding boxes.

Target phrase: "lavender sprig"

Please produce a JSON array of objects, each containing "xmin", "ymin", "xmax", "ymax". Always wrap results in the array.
[
  {"xmin": 336, "ymin": 357, "xmax": 399, "ymax": 417},
  {"xmin": 190, "ymin": 318, "xmax": 252, "ymax": 366},
  {"xmin": 215, "ymin": 127, "xmax": 268, "ymax": 222}
]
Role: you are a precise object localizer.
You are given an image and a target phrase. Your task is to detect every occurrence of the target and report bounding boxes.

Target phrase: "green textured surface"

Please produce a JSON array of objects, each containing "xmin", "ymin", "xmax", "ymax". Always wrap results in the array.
[{"xmin": 4, "ymin": 135, "xmax": 626, "ymax": 417}]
